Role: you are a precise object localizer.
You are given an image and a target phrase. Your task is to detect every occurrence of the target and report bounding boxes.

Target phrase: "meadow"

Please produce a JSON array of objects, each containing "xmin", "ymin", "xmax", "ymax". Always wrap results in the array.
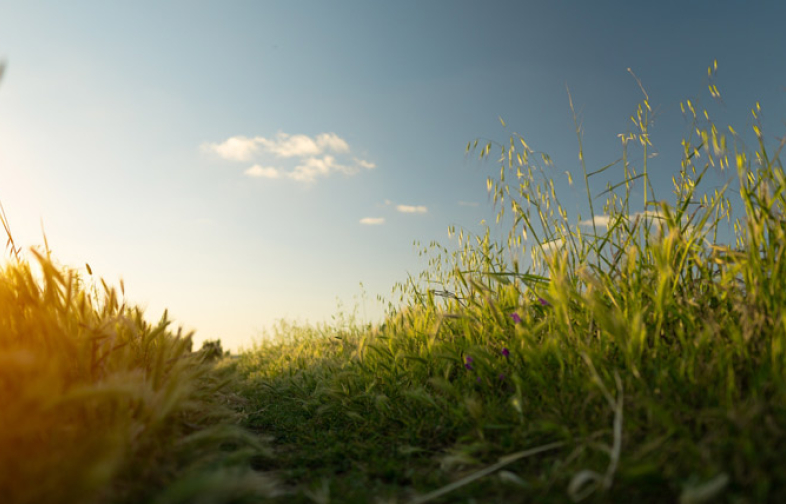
[{"xmin": 2, "ymin": 63, "xmax": 785, "ymax": 503}]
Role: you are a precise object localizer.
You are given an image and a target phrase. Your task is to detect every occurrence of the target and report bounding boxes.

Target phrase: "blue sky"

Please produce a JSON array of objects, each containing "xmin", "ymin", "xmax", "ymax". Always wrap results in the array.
[{"xmin": 1, "ymin": 1, "xmax": 784, "ymax": 351}]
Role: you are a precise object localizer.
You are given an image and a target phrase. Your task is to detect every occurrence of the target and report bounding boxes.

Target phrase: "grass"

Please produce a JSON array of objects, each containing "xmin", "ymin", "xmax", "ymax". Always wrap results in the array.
[
  {"xmin": 3, "ymin": 61, "xmax": 786, "ymax": 502},
  {"xmin": 230, "ymin": 64, "xmax": 786, "ymax": 503},
  {"xmin": 0, "ymin": 247, "xmax": 279, "ymax": 504}
]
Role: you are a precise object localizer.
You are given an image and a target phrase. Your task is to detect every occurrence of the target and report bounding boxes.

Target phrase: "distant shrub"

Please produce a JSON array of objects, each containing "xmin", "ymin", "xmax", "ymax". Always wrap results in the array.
[{"xmin": 199, "ymin": 338, "xmax": 229, "ymax": 361}]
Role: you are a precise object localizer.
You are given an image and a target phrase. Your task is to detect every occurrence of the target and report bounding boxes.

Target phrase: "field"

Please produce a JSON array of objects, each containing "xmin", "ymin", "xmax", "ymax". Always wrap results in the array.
[{"xmin": 2, "ymin": 65, "xmax": 785, "ymax": 503}]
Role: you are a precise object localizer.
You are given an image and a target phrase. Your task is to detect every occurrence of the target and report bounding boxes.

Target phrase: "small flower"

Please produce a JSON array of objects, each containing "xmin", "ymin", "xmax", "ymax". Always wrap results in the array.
[
  {"xmin": 464, "ymin": 356, "xmax": 474, "ymax": 371},
  {"xmin": 510, "ymin": 312, "xmax": 522, "ymax": 323},
  {"xmin": 538, "ymin": 297, "xmax": 551, "ymax": 307},
  {"xmin": 501, "ymin": 347, "xmax": 510, "ymax": 358},
  {"xmin": 498, "ymin": 373, "xmax": 506, "ymax": 381}
]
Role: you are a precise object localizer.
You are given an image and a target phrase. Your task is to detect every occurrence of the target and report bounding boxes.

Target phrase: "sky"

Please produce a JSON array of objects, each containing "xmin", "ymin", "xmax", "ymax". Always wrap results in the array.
[{"xmin": 0, "ymin": 1, "xmax": 784, "ymax": 351}]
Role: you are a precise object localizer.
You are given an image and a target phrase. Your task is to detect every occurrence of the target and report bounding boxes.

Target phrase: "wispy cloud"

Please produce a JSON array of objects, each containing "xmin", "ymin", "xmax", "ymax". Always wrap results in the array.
[
  {"xmin": 634, "ymin": 209, "xmax": 667, "ymax": 220},
  {"xmin": 257, "ymin": 132, "xmax": 350, "ymax": 158},
  {"xmin": 578, "ymin": 209, "xmax": 706, "ymax": 235},
  {"xmin": 290, "ymin": 155, "xmax": 358, "ymax": 183},
  {"xmin": 355, "ymin": 158, "xmax": 376, "ymax": 169},
  {"xmin": 541, "ymin": 238, "xmax": 564, "ymax": 252},
  {"xmin": 202, "ymin": 135, "xmax": 260, "ymax": 162},
  {"xmin": 580, "ymin": 210, "xmax": 670, "ymax": 228},
  {"xmin": 396, "ymin": 205, "xmax": 428, "ymax": 214},
  {"xmin": 360, "ymin": 217, "xmax": 385, "ymax": 225},
  {"xmin": 579, "ymin": 215, "xmax": 612, "ymax": 228},
  {"xmin": 202, "ymin": 131, "xmax": 374, "ymax": 183},
  {"xmin": 244, "ymin": 165, "xmax": 280, "ymax": 178}
]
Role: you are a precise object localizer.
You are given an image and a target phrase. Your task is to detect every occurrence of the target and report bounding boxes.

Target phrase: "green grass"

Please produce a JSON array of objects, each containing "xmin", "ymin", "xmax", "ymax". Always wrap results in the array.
[
  {"xmin": 3, "ymin": 62, "xmax": 786, "ymax": 502},
  {"xmin": 231, "ymin": 65, "xmax": 786, "ymax": 503}
]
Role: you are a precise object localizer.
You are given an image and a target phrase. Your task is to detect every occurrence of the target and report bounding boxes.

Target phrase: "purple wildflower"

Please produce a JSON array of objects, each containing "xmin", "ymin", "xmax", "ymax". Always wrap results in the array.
[
  {"xmin": 538, "ymin": 297, "xmax": 551, "ymax": 307},
  {"xmin": 510, "ymin": 312, "xmax": 522, "ymax": 323},
  {"xmin": 499, "ymin": 373, "xmax": 506, "ymax": 381},
  {"xmin": 501, "ymin": 347, "xmax": 510, "ymax": 358},
  {"xmin": 464, "ymin": 356, "xmax": 474, "ymax": 371}
]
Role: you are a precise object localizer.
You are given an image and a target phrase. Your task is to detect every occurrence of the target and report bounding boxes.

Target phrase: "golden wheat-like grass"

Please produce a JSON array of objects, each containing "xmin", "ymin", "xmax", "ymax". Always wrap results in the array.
[{"xmin": 0, "ymin": 249, "xmax": 276, "ymax": 504}]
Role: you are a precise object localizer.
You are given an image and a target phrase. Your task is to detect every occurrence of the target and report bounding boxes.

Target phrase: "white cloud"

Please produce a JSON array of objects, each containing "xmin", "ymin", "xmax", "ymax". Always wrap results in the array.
[
  {"xmin": 634, "ymin": 209, "xmax": 667, "ymax": 220},
  {"xmin": 202, "ymin": 136, "xmax": 259, "ymax": 161},
  {"xmin": 360, "ymin": 217, "xmax": 385, "ymax": 225},
  {"xmin": 244, "ymin": 165, "xmax": 280, "ymax": 178},
  {"xmin": 255, "ymin": 132, "xmax": 350, "ymax": 158},
  {"xmin": 578, "ymin": 210, "xmax": 704, "ymax": 236},
  {"xmin": 257, "ymin": 133, "xmax": 320, "ymax": 158},
  {"xmin": 579, "ymin": 215, "xmax": 612, "ymax": 228},
  {"xmin": 397, "ymin": 205, "xmax": 428, "ymax": 214},
  {"xmin": 579, "ymin": 211, "xmax": 669, "ymax": 229},
  {"xmin": 541, "ymin": 238, "xmax": 564, "ymax": 252},
  {"xmin": 316, "ymin": 133, "xmax": 350, "ymax": 154},
  {"xmin": 355, "ymin": 158, "xmax": 376, "ymax": 169},
  {"xmin": 290, "ymin": 155, "xmax": 351, "ymax": 183},
  {"xmin": 204, "ymin": 131, "xmax": 373, "ymax": 183}
]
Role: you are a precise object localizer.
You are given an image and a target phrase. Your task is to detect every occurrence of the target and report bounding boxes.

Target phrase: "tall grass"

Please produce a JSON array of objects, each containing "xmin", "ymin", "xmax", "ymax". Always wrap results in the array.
[
  {"xmin": 0, "ymin": 245, "xmax": 278, "ymax": 503},
  {"xmin": 236, "ymin": 64, "xmax": 786, "ymax": 503}
]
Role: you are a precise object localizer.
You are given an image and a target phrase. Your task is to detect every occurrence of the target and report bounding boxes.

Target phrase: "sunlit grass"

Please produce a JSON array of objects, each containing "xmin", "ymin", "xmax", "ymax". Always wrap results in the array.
[
  {"xmin": 0, "ymin": 248, "xmax": 277, "ymax": 504},
  {"xmin": 235, "ymin": 63, "xmax": 786, "ymax": 503}
]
